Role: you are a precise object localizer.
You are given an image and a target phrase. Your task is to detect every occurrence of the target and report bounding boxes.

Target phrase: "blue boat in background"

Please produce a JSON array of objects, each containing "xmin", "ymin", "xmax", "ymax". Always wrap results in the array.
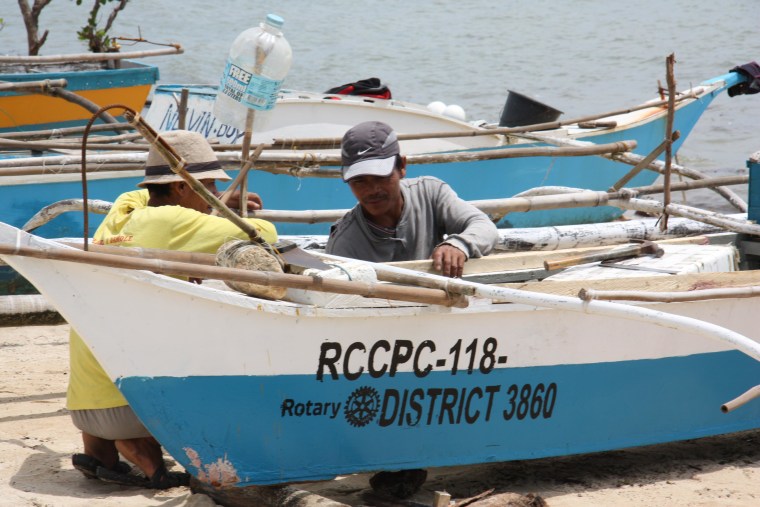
[{"xmin": 0, "ymin": 64, "xmax": 753, "ymax": 241}]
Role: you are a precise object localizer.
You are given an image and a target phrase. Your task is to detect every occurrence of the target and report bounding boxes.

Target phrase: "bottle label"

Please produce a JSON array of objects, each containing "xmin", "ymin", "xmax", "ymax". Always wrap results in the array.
[
  {"xmin": 219, "ymin": 59, "xmax": 283, "ymax": 112},
  {"xmin": 242, "ymin": 74, "xmax": 283, "ymax": 111}
]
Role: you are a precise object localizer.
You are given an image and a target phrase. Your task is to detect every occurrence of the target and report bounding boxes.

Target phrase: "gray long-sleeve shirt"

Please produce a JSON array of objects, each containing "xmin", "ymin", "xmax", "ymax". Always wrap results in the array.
[{"xmin": 326, "ymin": 176, "xmax": 498, "ymax": 262}]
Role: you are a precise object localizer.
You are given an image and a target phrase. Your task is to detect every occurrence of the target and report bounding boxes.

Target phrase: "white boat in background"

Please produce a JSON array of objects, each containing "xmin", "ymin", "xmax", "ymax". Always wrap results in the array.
[
  {"xmin": 2, "ymin": 220, "xmax": 760, "ymax": 488},
  {"xmin": 146, "ymin": 84, "xmax": 498, "ymax": 152}
]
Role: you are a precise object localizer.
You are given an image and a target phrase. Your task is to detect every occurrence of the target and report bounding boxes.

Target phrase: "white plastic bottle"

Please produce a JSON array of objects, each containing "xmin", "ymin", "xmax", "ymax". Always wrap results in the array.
[{"xmin": 213, "ymin": 14, "xmax": 292, "ymax": 131}]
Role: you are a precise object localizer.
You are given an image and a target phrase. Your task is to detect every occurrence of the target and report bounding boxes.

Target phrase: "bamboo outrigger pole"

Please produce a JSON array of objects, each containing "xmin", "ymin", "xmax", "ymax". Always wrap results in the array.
[
  {"xmin": 517, "ymin": 131, "xmax": 748, "ymax": 212},
  {"xmin": 0, "ymin": 45, "xmax": 184, "ymax": 64},
  {"xmin": 267, "ymin": 92, "xmax": 701, "ymax": 149},
  {"xmin": 18, "ymin": 174, "xmax": 750, "ymax": 233},
  {"xmin": 0, "ymin": 243, "xmax": 466, "ymax": 308}
]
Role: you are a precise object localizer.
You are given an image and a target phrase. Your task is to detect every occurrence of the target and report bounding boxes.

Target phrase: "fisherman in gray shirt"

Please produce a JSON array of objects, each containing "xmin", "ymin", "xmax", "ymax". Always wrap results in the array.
[{"xmin": 326, "ymin": 121, "xmax": 498, "ymax": 278}]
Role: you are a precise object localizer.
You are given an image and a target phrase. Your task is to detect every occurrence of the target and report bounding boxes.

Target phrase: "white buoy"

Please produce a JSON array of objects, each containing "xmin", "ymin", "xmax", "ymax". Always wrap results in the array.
[
  {"xmin": 443, "ymin": 104, "xmax": 466, "ymax": 121},
  {"xmin": 426, "ymin": 101, "xmax": 446, "ymax": 115}
]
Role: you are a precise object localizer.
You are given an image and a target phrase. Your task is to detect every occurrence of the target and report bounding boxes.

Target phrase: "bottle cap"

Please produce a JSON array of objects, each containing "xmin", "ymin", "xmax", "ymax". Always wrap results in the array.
[{"xmin": 266, "ymin": 14, "xmax": 285, "ymax": 28}]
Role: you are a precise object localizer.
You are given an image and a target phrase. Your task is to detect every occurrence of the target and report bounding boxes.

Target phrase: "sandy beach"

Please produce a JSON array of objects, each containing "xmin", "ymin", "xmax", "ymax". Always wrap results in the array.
[{"xmin": 1, "ymin": 323, "xmax": 758, "ymax": 507}]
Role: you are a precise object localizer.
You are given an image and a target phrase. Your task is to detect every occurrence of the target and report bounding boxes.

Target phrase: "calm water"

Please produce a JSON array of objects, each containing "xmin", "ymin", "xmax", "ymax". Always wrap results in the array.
[{"xmin": 3, "ymin": 0, "xmax": 759, "ymax": 210}]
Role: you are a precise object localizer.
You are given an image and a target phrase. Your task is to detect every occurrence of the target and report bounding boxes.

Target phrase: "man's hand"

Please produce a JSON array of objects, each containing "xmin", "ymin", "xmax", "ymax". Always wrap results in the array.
[
  {"xmin": 432, "ymin": 244, "xmax": 466, "ymax": 278},
  {"xmin": 217, "ymin": 190, "xmax": 263, "ymax": 211}
]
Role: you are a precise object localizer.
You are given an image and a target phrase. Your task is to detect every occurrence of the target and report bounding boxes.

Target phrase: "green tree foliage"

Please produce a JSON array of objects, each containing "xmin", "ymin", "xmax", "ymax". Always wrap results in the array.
[{"xmin": 75, "ymin": 0, "xmax": 130, "ymax": 53}]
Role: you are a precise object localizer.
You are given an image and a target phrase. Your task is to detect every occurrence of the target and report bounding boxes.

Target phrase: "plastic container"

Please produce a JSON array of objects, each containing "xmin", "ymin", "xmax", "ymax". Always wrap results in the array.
[
  {"xmin": 748, "ymin": 151, "xmax": 760, "ymax": 222},
  {"xmin": 213, "ymin": 13, "xmax": 292, "ymax": 130},
  {"xmin": 498, "ymin": 90, "xmax": 562, "ymax": 127}
]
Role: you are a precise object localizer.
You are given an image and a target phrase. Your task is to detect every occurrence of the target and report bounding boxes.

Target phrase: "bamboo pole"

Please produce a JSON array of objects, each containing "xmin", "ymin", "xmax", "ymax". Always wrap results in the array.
[
  {"xmin": 61, "ymin": 241, "xmax": 218, "ymax": 265},
  {"xmin": 0, "ymin": 45, "xmax": 184, "ymax": 64},
  {"xmin": 57, "ymin": 241, "xmax": 474, "ymax": 297},
  {"xmin": 579, "ymin": 285, "xmax": 760, "ymax": 303},
  {"xmin": 0, "ymin": 163, "xmax": 144, "ymax": 177},
  {"xmin": 0, "ymin": 243, "xmax": 466, "ymax": 308},
  {"xmin": 0, "ymin": 122, "xmax": 134, "ymax": 139},
  {"xmin": 16, "ymin": 175, "xmax": 749, "ymax": 234},
  {"xmin": 544, "ymin": 242, "xmax": 662, "ymax": 271},
  {"xmin": 268, "ymin": 91, "xmax": 701, "ymax": 148},
  {"xmin": 0, "ymin": 140, "xmax": 639, "ymax": 176},
  {"xmin": 216, "ymin": 143, "xmax": 265, "ymax": 216},
  {"xmin": 722, "ymin": 385, "xmax": 760, "ymax": 413},
  {"xmin": 517, "ymin": 132, "xmax": 748, "ymax": 212},
  {"xmin": 0, "ymin": 76, "xmax": 712, "ymax": 156},
  {"xmin": 0, "ymin": 78, "xmax": 68, "ymax": 91},
  {"xmin": 631, "ymin": 175, "xmax": 747, "ymax": 194},
  {"xmin": 613, "ymin": 198, "xmax": 760, "ymax": 236},
  {"xmin": 0, "ymin": 138, "xmax": 146, "ymax": 151},
  {"xmin": 609, "ymin": 131, "xmax": 679, "ymax": 191},
  {"xmin": 23, "ymin": 199, "xmax": 113, "ymax": 232},
  {"xmin": 609, "ymin": 154, "xmax": 747, "ymax": 213},
  {"xmin": 29, "ymin": 222, "xmax": 714, "ymax": 272},
  {"xmin": 249, "ymin": 178, "xmax": 748, "ymax": 224},
  {"xmin": 411, "ymin": 140, "xmax": 636, "ymax": 164},
  {"xmin": 235, "ymin": 44, "xmax": 269, "ymax": 217},
  {"xmin": 177, "ymin": 88, "xmax": 189, "ymax": 130},
  {"xmin": 240, "ymin": 108, "xmax": 255, "ymax": 217},
  {"xmin": 163, "ymin": 87, "xmax": 699, "ymax": 153},
  {"xmin": 0, "ymin": 141, "xmax": 635, "ymax": 169},
  {"xmin": 317, "ymin": 253, "xmax": 760, "ymax": 369},
  {"xmin": 661, "ymin": 54, "xmax": 677, "ymax": 230}
]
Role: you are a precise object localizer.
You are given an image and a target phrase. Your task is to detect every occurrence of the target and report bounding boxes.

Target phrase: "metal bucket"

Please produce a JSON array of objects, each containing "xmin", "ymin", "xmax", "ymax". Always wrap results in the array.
[{"xmin": 499, "ymin": 90, "xmax": 563, "ymax": 127}]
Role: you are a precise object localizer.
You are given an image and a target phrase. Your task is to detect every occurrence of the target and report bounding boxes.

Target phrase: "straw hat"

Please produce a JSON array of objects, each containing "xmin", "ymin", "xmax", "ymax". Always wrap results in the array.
[{"xmin": 137, "ymin": 130, "xmax": 231, "ymax": 188}]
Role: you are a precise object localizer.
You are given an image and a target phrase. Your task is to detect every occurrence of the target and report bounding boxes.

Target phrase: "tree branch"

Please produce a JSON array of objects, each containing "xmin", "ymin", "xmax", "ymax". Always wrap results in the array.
[
  {"xmin": 18, "ymin": 0, "xmax": 51, "ymax": 55},
  {"xmin": 104, "ymin": 0, "xmax": 129, "ymax": 33}
]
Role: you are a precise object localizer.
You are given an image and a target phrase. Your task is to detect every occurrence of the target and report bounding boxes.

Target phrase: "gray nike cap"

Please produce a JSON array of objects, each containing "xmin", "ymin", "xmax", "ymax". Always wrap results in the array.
[{"xmin": 341, "ymin": 121, "xmax": 400, "ymax": 182}]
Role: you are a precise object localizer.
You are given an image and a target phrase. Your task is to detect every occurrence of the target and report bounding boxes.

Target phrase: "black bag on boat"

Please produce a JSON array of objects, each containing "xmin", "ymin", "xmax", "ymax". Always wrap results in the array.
[
  {"xmin": 325, "ymin": 77, "xmax": 392, "ymax": 99},
  {"xmin": 728, "ymin": 61, "xmax": 760, "ymax": 97}
]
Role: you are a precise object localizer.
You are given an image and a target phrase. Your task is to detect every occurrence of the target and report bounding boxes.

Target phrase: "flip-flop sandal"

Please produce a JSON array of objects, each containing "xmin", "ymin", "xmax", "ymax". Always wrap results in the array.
[
  {"xmin": 95, "ymin": 465, "xmax": 151, "ymax": 488},
  {"xmin": 71, "ymin": 454, "xmax": 131, "ymax": 480},
  {"xmin": 149, "ymin": 466, "xmax": 191, "ymax": 490}
]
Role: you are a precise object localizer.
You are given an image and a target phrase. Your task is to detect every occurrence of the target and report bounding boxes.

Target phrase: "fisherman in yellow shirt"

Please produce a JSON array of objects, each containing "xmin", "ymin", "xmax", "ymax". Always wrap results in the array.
[{"xmin": 68, "ymin": 130, "xmax": 277, "ymax": 489}]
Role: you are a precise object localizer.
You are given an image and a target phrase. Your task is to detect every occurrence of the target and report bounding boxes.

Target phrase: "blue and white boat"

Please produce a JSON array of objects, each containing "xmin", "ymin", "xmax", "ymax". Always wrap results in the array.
[
  {"xmin": 1, "ymin": 64, "xmax": 755, "ymax": 240},
  {"xmin": 1, "ymin": 218, "xmax": 760, "ymax": 488}
]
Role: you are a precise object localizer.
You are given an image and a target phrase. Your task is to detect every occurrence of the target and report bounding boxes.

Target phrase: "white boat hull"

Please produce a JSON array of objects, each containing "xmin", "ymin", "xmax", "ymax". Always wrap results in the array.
[{"xmin": 1, "ymin": 223, "xmax": 759, "ymax": 487}]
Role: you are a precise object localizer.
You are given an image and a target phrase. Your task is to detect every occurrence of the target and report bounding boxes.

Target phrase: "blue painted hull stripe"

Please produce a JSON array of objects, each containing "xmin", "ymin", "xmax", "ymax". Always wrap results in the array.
[{"xmin": 117, "ymin": 350, "xmax": 760, "ymax": 486}]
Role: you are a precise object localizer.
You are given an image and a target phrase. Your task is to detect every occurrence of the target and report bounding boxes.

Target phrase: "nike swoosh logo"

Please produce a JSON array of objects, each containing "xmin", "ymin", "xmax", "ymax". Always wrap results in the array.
[{"xmin": 357, "ymin": 147, "xmax": 371, "ymax": 155}]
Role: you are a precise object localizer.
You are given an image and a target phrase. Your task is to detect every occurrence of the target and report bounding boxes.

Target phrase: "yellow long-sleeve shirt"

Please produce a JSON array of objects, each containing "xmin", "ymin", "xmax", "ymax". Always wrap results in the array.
[{"xmin": 67, "ymin": 189, "xmax": 277, "ymax": 410}]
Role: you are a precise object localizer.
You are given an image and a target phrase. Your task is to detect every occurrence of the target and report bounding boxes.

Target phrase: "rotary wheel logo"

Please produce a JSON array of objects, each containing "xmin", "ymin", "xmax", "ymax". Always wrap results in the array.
[{"xmin": 344, "ymin": 386, "xmax": 380, "ymax": 427}]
